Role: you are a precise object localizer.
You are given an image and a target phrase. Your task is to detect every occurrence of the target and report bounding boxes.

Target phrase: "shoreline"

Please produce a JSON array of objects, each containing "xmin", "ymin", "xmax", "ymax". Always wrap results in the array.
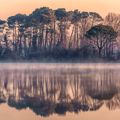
[{"xmin": 0, "ymin": 58, "xmax": 117, "ymax": 63}]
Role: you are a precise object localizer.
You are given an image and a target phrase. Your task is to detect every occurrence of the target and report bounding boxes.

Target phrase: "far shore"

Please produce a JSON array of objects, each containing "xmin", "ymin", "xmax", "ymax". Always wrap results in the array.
[{"xmin": 0, "ymin": 58, "xmax": 118, "ymax": 63}]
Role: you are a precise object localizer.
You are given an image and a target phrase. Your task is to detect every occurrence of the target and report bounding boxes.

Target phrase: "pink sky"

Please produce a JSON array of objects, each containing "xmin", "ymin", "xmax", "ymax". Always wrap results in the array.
[{"xmin": 1, "ymin": 0, "xmax": 120, "ymax": 19}]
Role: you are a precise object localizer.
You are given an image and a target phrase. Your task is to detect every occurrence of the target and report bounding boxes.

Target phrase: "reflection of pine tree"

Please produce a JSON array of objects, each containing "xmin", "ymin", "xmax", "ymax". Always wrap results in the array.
[{"xmin": 0, "ymin": 69, "xmax": 119, "ymax": 116}]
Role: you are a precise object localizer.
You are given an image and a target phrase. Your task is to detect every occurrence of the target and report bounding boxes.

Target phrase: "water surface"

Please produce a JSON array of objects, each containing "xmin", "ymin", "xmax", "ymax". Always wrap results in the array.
[{"xmin": 0, "ymin": 63, "xmax": 120, "ymax": 120}]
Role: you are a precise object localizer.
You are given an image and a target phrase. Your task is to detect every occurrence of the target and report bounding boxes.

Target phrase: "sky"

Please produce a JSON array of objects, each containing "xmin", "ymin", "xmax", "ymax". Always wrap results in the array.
[{"xmin": 0, "ymin": 0, "xmax": 120, "ymax": 20}]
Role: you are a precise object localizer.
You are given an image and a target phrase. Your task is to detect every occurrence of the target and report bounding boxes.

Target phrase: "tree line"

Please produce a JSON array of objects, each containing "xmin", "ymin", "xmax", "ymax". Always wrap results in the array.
[{"xmin": 0, "ymin": 7, "xmax": 120, "ymax": 61}]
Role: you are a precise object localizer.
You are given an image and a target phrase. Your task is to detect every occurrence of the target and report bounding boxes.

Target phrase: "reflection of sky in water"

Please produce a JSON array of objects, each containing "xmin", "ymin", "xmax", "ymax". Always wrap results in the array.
[{"xmin": 0, "ymin": 63, "xmax": 120, "ymax": 120}]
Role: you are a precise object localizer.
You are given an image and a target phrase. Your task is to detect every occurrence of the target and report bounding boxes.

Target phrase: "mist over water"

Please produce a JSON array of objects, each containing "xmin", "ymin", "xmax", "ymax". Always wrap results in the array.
[{"xmin": 0, "ymin": 63, "xmax": 120, "ymax": 70}]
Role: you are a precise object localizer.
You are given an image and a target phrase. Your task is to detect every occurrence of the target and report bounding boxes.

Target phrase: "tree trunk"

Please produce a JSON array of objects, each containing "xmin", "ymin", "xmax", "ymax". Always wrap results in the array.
[{"xmin": 98, "ymin": 48, "xmax": 102, "ymax": 58}]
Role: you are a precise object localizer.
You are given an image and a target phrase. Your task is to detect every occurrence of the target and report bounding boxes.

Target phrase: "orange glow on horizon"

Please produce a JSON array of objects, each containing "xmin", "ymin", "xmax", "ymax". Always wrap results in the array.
[{"xmin": 1, "ymin": 0, "xmax": 120, "ymax": 20}]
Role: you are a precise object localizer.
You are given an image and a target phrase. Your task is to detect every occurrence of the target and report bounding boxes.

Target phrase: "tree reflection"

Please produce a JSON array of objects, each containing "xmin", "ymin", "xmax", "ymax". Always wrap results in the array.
[{"xmin": 0, "ymin": 68, "xmax": 119, "ymax": 116}]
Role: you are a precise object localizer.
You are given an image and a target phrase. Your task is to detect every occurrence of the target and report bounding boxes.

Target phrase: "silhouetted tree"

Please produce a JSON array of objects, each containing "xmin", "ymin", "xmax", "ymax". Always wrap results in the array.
[{"xmin": 85, "ymin": 24, "xmax": 117, "ymax": 57}]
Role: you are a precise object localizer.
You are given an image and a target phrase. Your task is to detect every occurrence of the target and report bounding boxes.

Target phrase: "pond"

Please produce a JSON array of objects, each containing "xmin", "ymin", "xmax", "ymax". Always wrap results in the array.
[{"xmin": 0, "ymin": 63, "xmax": 120, "ymax": 120}]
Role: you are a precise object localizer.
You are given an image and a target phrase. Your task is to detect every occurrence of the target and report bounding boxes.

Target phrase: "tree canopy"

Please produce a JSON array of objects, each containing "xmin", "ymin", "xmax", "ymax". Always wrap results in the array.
[
  {"xmin": 7, "ymin": 14, "xmax": 28, "ymax": 25},
  {"xmin": 86, "ymin": 24, "xmax": 117, "ymax": 57},
  {"xmin": 0, "ymin": 19, "xmax": 6, "ymax": 25}
]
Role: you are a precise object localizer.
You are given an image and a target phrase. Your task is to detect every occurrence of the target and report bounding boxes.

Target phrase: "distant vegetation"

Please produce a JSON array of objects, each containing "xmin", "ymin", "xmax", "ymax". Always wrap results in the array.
[
  {"xmin": 0, "ymin": 7, "xmax": 120, "ymax": 61},
  {"xmin": 0, "ymin": 19, "xmax": 6, "ymax": 25}
]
